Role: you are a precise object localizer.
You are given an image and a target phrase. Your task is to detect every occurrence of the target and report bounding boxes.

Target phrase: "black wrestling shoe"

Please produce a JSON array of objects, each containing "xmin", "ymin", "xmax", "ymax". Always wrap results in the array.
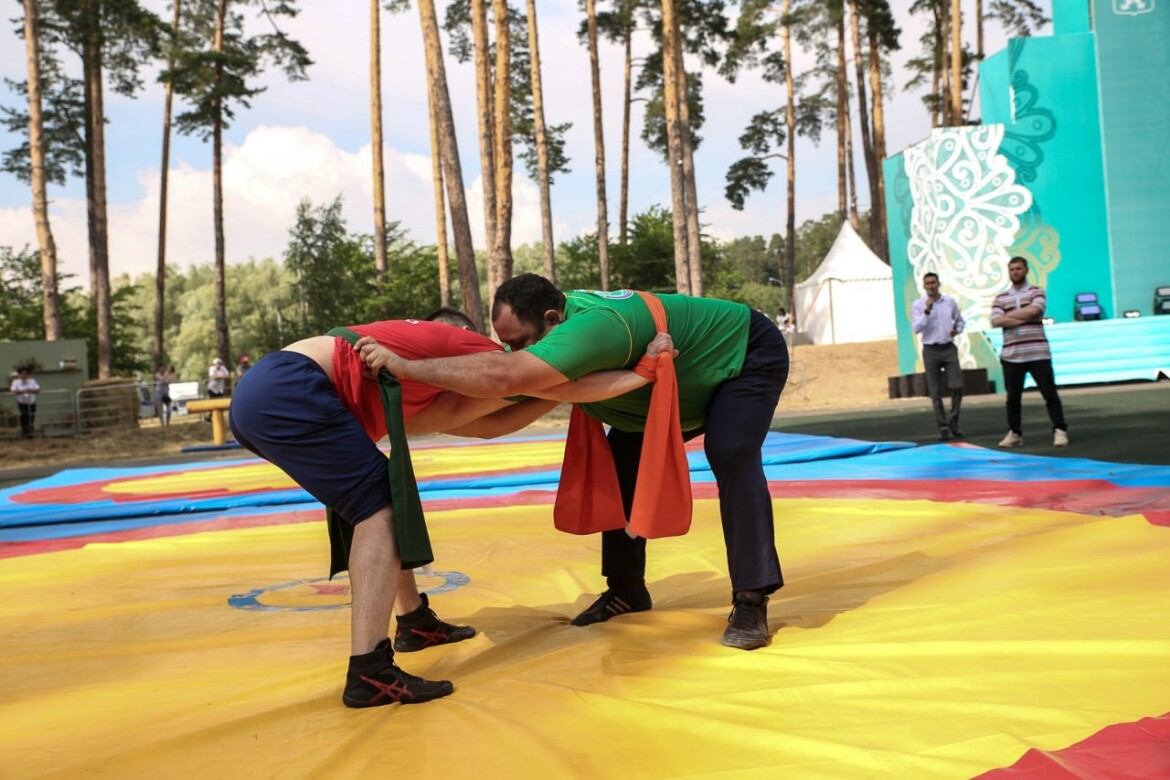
[
  {"xmin": 342, "ymin": 638, "xmax": 454, "ymax": 708},
  {"xmin": 721, "ymin": 590, "xmax": 770, "ymax": 650},
  {"xmin": 570, "ymin": 586, "xmax": 652, "ymax": 626},
  {"xmin": 393, "ymin": 593, "xmax": 477, "ymax": 653}
]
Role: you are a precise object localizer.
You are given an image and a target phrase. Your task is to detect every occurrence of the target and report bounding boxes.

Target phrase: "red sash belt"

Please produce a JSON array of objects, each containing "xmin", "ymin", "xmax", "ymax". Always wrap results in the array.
[{"xmin": 552, "ymin": 291, "xmax": 693, "ymax": 538}]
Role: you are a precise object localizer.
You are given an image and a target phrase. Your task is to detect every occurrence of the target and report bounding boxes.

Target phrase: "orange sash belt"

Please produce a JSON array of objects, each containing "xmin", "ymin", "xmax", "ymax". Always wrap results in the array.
[{"xmin": 552, "ymin": 291, "xmax": 693, "ymax": 539}]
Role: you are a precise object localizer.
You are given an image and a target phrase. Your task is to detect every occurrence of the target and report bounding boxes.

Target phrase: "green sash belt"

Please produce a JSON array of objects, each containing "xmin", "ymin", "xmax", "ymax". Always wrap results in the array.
[{"xmin": 325, "ymin": 327, "xmax": 433, "ymax": 578}]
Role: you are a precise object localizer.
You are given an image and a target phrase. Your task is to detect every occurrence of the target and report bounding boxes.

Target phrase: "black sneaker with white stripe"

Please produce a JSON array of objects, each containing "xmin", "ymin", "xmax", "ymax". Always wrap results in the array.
[{"xmin": 570, "ymin": 586, "xmax": 652, "ymax": 626}]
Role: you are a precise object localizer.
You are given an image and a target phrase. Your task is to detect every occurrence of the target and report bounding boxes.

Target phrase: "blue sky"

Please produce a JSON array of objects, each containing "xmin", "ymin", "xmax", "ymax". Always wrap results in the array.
[{"xmin": 0, "ymin": 1, "xmax": 1047, "ymax": 287}]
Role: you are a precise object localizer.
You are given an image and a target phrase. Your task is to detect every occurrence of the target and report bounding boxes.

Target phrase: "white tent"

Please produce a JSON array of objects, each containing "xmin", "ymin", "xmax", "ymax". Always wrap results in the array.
[{"xmin": 794, "ymin": 221, "xmax": 896, "ymax": 345}]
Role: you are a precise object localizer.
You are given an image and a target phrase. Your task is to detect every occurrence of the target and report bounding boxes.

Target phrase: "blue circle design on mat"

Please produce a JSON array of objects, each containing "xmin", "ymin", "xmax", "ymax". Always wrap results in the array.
[{"xmin": 228, "ymin": 570, "xmax": 470, "ymax": 612}]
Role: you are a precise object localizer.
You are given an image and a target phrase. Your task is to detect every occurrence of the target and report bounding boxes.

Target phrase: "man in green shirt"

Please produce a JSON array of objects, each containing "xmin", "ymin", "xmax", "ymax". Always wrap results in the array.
[{"xmin": 357, "ymin": 274, "xmax": 791, "ymax": 650}]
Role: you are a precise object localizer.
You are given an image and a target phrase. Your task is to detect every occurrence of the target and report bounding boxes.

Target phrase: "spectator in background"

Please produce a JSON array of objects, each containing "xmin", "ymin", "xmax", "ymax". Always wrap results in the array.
[
  {"xmin": 776, "ymin": 307, "xmax": 795, "ymax": 334},
  {"xmin": 154, "ymin": 364, "xmax": 175, "ymax": 426},
  {"xmin": 911, "ymin": 272, "xmax": 966, "ymax": 440},
  {"xmin": 207, "ymin": 357, "xmax": 230, "ymax": 399},
  {"xmin": 10, "ymin": 366, "xmax": 40, "ymax": 439},
  {"xmin": 236, "ymin": 355, "xmax": 251, "ymax": 378},
  {"xmin": 991, "ymin": 256, "xmax": 1069, "ymax": 448}
]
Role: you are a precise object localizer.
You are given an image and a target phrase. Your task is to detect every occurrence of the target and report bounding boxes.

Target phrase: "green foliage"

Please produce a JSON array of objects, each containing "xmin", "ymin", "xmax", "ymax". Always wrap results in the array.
[
  {"xmin": 725, "ymin": 156, "xmax": 774, "ymax": 211},
  {"xmin": 1, "ymin": 58, "xmax": 86, "ymax": 184},
  {"xmin": 721, "ymin": 234, "xmax": 783, "ymax": 286},
  {"xmin": 283, "ymin": 196, "xmax": 378, "ymax": 337},
  {"xmin": 555, "ymin": 232, "xmax": 606, "ymax": 292},
  {"xmin": 734, "ymin": 281, "xmax": 786, "ymax": 315},
  {"xmin": 610, "ymin": 205, "xmax": 678, "ymax": 291},
  {"xmin": 168, "ymin": 0, "xmax": 311, "ymax": 140},
  {"xmin": 3, "ymin": 0, "xmax": 164, "ymax": 184},
  {"xmin": 0, "ymin": 246, "xmax": 47, "ymax": 338},
  {"xmin": 510, "ymin": 243, "xmax": 548, "ymax": 276},
  {"xmin": 70, "ymin": 284, "xmax": 152, "ymax": 378},
  {"xmin": 369, "ymin": 241, "xmax": 444, "ymax": 321},
  {"xmin": 988, "ymin": 0, "xmax": 1049, "ymax": 38},
  {"xmin": 2, "ymin": 205, "xmax": 884, "ymax": 384},
  {"xmin": 1, "ymin": 245, "xmax": 147, "ymax": 377},
  {"xmin": 636, "ymin": 56, "xmax": 706, "ymax": 159},
  {"xmin": 699, "ymin": 240, "xmax": 745, "ymax": 302}
]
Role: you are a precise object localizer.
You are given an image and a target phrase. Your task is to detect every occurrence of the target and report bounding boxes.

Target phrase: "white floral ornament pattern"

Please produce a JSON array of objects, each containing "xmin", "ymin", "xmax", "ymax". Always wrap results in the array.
[{"xmin": 904, "ymin": 126, "xmax": 1034, "ymax": 367}]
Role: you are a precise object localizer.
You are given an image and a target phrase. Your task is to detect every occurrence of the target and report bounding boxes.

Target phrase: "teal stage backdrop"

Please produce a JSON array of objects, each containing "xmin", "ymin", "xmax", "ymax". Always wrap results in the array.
[{"xmin": 885, "ymin": 0, "xmax": 1169, "ymax": 383}]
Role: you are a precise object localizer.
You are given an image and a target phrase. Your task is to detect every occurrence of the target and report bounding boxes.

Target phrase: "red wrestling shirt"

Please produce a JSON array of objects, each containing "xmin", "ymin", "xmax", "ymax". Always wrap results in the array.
[{"xmin": 330, "ymin": 320, "xmax": 501, "ymax": 440}]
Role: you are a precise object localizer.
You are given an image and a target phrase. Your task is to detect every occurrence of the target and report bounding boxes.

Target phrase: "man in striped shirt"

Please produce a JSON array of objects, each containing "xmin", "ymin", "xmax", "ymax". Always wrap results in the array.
[{"xmin": 990, "ymin": 257, "xmax": 1069, "ymax": 448}]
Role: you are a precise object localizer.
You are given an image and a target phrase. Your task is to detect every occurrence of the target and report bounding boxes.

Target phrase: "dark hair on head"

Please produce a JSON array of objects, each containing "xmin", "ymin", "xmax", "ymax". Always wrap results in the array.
[
  {"xmin": 923, "ymin": 272, "xmax": 939, "ymax": 283},
  {"xmin": 1008, "ymin": 256, "xmax": 1029, "ymax": 269},
  {"xmin": 423, "ymin": 307, "xmax": 478, "ymax": 331},
  {"xmin": 492, "ymin": 273, "xmax": 565, "ymax": 327}
]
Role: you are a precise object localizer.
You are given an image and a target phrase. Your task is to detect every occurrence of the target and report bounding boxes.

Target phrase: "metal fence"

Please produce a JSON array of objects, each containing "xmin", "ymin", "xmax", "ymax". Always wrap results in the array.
[{"xmin": 1, "ymin": 380, "xmax": 208, "ymax": 440}]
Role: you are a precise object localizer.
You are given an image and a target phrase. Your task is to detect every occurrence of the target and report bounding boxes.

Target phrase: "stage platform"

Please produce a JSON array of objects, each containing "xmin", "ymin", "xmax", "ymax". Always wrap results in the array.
[{"xmin": 985, "ymin": 314, "xmax": 1170, "ymax": 388}]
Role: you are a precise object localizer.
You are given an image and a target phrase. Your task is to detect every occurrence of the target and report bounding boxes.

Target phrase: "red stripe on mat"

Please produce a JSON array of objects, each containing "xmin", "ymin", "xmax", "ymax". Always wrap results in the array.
[
  {"xmin": 974, "ymin": 713, "xmax": 1170, "ymax": 779},
  {"xmin": 5, "ymin": 477, "xmax": 1168, "ymax": 561}
]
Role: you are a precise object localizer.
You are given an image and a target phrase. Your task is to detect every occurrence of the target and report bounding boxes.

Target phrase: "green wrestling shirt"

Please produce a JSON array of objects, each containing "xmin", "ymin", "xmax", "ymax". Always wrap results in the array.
[{"xmin": 525, "ymin": 289, "xmax": 751, "ymax": 431}]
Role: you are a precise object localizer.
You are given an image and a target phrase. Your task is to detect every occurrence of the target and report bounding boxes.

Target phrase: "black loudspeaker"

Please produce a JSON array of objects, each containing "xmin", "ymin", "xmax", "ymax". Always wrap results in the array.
[
  {"xmin": 1073, "ymin": 292, "xmax": 1104, "ymax": 321},
  {"xmin": 1154, "ymin": 286, "xmax": 1170, "ymax": 315},
  {"xmin": 961, "ymin": 369, "xmax": 991, "ymax": 395}
]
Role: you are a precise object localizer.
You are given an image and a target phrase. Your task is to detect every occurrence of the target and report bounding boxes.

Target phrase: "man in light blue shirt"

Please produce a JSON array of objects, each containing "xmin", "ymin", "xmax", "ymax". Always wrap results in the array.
[{"xmin": 911, "ymin": 272, "xmax": 966, "ymax": 440}]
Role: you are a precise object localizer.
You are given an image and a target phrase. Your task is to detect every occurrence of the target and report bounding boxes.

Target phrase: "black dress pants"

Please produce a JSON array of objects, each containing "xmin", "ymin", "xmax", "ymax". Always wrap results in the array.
[{"xmin": 599, "ymin": 311, "xmax": 790, "ymax": 594}]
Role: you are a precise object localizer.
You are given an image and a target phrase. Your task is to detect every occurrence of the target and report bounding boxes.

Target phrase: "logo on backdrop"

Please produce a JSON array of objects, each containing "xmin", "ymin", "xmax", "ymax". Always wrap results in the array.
[
  {"xmin": 228, "ymin": 571, "xmax": 470, "ymax": 612},
  {"xmin": 1113, "ymin": 0, "xmax": 1155, "ymax": 16},
  {"xmin": 571, "ymin": 289, "xmax": 636, "ymax": 300}
]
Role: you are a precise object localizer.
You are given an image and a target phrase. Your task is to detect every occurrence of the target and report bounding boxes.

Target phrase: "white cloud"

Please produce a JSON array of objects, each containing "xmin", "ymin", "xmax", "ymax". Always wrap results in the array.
[
  {"xmin": 0, "ymin": 0, "xmax": 1049, "ymax": 289},
  {"xmin": 1, "ymin": 124, "xmax": 573, "ymax": 286}
]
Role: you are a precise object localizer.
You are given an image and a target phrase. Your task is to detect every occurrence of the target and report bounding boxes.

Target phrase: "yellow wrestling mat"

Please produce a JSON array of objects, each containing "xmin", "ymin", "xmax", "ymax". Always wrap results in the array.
[{"xmin": 2, "ymin": 494, "xmax": 1169, "ymax": 778}]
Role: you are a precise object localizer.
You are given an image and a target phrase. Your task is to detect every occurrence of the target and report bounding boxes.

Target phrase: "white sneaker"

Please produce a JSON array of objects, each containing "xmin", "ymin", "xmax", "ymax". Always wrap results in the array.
[
  {"xmin": 999, "ymin": 431, "xmax": 1023, "ymax": 448},
  {"xmin": 1053, "ymin": 429, "xmax": 1069, "ymax": 447}
]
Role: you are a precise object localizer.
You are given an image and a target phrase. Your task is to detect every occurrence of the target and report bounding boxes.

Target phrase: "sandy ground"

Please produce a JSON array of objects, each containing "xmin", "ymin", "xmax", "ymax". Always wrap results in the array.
[
  {"xmin": 780, "ymin": 339, "xmax": 899, "ymax": 413},
  {"xmin": 1, "ymin": 340, "xmax": 902, "ymax": 472}
]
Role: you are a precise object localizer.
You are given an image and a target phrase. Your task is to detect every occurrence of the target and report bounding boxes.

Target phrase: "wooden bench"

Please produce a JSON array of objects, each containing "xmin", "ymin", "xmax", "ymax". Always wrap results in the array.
[{"xmin": 186, "ymin": 397, "xmax": 233, "ymax": 445}]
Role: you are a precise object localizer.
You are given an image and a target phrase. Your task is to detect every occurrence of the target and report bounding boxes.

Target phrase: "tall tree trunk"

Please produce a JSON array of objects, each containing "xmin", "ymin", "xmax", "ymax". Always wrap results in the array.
[
  {"xmin": 524, "ymin": 0, "xmax": 556, "ymax": 283},
  {"xmin": 418, "ymin": 0, "xmax": 484, "ymax": 329},
  {"xmin": 843, "ymin": 74, "xmax": 859, "ymax": 230},
  {"xmin": 976, "ymin": 0, "xmax": 984, "ymax": 60},
  {"xmin": 938, "ymin": 1, "xmax": 949, "ymax": 126},
  {"xmin": 426, "ymin": 79, "xmax": 451, "ymax": 307},
  {"xmin": 585, "ymin": 0, "xmax": 610, "ymax": 290},
  {"xmin": 782, "ymin": 0, "xmax": 796, "ymax": 315},
  {"xmin": 834, "ymin": 0, "xmax": 847, "ymax": 226},
  {"xmin": 849, "ymin": 0, "xmax": 878, "ymax": 249},
  {"xmin": 676, "ymin": 46, "xmax": 703, "ymax": 297},
  {"xmin": 370, "ymin": 0, "xmax": 388, "ymax": 274},
  {"xmin": 660, "ymin": 0, "xmax": 690, "ymax": 294},
  {"xmin": 950, "ymin": 0, "xmax": 963, "ymax": 123},
  {"xmin": 212, "ymin": 0, "xmax": 232, "ymax": 368},
  {"xmin": 155, "ymin": 0, "xmax": 182, "ymax": 366},
  {"xmin": 470, "ymin": 0, "xmax": 497, "ymax": 294},
  {"xmin": 23, "ymin": 0, "xmax": 61, "ymax": 340},
  {"xmin": 619, "ymin": 14, "xmax": 632, "ymax": 247},
  {"xmin": 491, "ymin": 0, "xmax": 513, "ymax": 295},
  {"xmin": 868, "ymin": 19, "xmax": 889, "ymax": 263},
  {"xmin": 931, "ymin": 2, "xmax": 942, "ymax": 127},
  {"xmin": 83, "ymin": 1, "xmax": 112, "ymax": 377}
]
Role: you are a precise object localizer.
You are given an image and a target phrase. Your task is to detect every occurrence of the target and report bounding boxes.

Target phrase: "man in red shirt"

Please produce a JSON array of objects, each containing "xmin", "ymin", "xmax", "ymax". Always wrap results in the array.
[{"xmin": 230, "ymin": 309, "xmax": 666, "ymax": 707}]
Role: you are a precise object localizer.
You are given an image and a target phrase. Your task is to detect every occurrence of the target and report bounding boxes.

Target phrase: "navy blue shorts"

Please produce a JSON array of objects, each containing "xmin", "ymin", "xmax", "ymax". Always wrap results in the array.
[{"xmin": 230, "ymin": 351, "xmax": 390, "ymax": 526}]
